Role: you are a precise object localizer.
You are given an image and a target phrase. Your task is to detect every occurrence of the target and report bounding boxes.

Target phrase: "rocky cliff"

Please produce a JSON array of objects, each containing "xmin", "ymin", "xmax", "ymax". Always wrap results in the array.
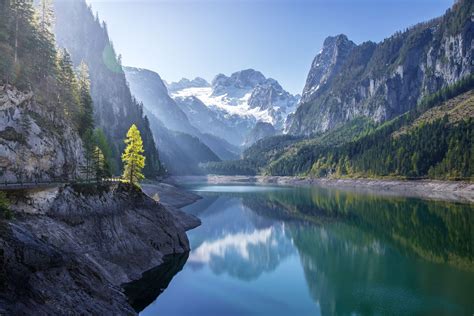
[
  {"xmin": 243, "ymin": 122, "xmax": 277, "ymax": 147},
  {"xmin": 124, "ymin": 67, "xmax": 239, "ymax": 164},
  {"xmin": 124, "ymin": 67, "xmax": 197, "ymax": 136},
  {"xmin": 169, "ymin": 69, "xmax": 299, "ymax": 146},
  {"xmin": 0, "ymin": 85, "xmax": 84, "ymax": 182},
  {"xmin": 290, "ymin": 0, "xmax": 473, "ymax": 135},
  {"xmin": 54, "ymin": 0, "xmax": 162, "ymax": 177},
  {"xmin": 0, "ymin": 183, "xmax": 200, "ymax": 314}
]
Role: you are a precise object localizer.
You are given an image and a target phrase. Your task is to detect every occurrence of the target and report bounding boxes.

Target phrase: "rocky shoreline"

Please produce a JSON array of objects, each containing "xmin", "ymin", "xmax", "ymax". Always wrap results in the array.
[
  {"xmin": 0, "ymin": 183, "xmax": 201, "ymax": 315},
  {"xmin": 167, "ymin": 175, "xmax": 474, "ymax": 204}
]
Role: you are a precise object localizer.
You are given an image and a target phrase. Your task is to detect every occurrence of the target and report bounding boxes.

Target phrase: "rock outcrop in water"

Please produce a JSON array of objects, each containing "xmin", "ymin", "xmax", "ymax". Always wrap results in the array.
[{"xmin": 0, "ymin": 183, "xmax": 200, "ymax": 315}]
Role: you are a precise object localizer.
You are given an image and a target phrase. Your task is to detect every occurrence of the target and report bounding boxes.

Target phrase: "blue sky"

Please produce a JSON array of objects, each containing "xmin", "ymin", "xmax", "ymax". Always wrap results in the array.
[{"xmin": 86, "ymin": 0, "xmax": 453, "ymax": 94}]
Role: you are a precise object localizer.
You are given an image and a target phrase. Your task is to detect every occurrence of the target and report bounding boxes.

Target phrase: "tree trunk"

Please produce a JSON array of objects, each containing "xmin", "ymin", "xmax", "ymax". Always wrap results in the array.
[
  {"xmin": 14, "ymin": 6, "xmax": 18, "ymax": 64},
  {"xmin": 129, "ymin": 159, "xmax": 134, "ymax": 185}
]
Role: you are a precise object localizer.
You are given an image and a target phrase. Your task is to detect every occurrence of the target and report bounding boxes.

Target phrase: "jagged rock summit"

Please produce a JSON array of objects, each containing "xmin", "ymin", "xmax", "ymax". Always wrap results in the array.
[{"xmin": 290, "ymin": 0, "xmax": 473, "ymax": 135}]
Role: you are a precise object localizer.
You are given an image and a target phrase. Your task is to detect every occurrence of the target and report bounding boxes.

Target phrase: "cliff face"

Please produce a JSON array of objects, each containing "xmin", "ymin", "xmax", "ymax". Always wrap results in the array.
[
  {"xmin": 0, "ymin": 85, "xmax": 84, "ymax": 182},
  {"xmin": 290, "ymin": 0, "xmax": 473, "ymax": 135},
  {"xmin": 244, "ymin": 122, "xmax": 277, "ymax": 147},
  {"xmin": 54, "ymin": 0, "xmax": 162, "ymax": 177},
  {"xmin": 124, "ymin": 67, "xmax": 240, "ymax": 163},
  {"xmin": 0, "ymin": 183, "xmax": 200, "ymax": 314},
  {"xmin": 124, "ymin": 67, "xmax": 197, "ymax": 136}
]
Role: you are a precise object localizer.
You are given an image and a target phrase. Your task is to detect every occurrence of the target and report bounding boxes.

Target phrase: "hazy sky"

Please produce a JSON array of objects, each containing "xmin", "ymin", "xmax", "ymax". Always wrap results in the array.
[{"xmin": 86, "ymin": 0, "xmax": 453, "ymax": 94}]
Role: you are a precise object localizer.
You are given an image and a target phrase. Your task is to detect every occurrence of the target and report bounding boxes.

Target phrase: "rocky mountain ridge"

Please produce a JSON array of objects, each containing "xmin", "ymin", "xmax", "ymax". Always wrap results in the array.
[
  {"xmin": 290, "ymin": 0, "xmax": 473, "ymax": 135},
  {"xmin": 169, "ymin": 69, "xmax": 299, "ymax": 145},
  {"xmin": 166, "ymin": 77, "xmax": 210, "ymax": 93},
  {"xmin": 123, "ymin": 67, "xmax": 240, "ymax": 165}
]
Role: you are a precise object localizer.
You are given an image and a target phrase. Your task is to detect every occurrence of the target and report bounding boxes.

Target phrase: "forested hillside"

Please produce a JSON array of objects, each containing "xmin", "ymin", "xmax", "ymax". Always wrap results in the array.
[
  {"xmin": 205, "ymin": 1, "xmax": 473, "ymax": 181},
  {"xmin": 0, "ymin": 0, "xmax": 89, "ymax": 181},
  {"xmin": 54, "ymin": 0, "xmax": 162, "ymax": 177},
  {"xmin": 290, "ymin": 0, "xmax": 472, "ymax": 135},
  {"xmin": 145, "ymin": 110, "xmax": 221, "ymax": 175},
  {"xmin": 206, "ymin": 76, "xmax": 474, "ymax": 180}
]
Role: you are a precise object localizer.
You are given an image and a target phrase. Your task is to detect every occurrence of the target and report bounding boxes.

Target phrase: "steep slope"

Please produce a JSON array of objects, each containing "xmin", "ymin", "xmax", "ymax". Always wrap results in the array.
[
  {"xmin": 0, "ymin": 183, "xmax": 199, "ymax": 314},
  {"xmin": 0, "ymin": 1, "xmax": 86, "ymax": 182},
  {"xmin": 174, "ymin": 95, "xmax": 248, "ymax": 147},
  {"xmin": 0, "ymin": 85, "xmax": 84, "ymax": 182},
  {"xmin": 124, "ymin": 67, "xmax": 197, "ymax": 135},
  {"xmin": 144, "ymin": 110, "xmax": 221, "ymax": 175},
  {"xmin": 243, "ymin": 122, "xmax": 277, "ymax": 147},
  {"xmin": 123, "ymin": 67, "xmax": 240, "ymax": 161},
  {"xmin": 206, "ymin": 75, "xmax": 474, "ymax": 178},
  {"xmin": 170, "ymin": 69, "xmax": 299, "ymax": 146},
  {"xmin": 267, "ymin": 81, "xmax": 474, "ymax": 178},
  {"xmin": 290, "ymin": 0, "xmax": 473, "ymax": 135},
  {"xmin": 54, "ymin": 0, "xmax": 161, "ymax": 177}
]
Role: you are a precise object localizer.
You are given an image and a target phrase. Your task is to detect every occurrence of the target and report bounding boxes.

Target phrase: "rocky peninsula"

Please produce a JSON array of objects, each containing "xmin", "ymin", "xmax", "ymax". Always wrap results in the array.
[{"xmin": 0, "ymin": 182, "xmax": 200, "ymax": 315}]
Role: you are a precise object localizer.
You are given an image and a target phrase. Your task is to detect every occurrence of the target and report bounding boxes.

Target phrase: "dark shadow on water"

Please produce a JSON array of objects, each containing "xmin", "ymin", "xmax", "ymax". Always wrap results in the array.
[{"xmin": 123, "ymin": 252, "xmax": 189, "ymax": 313}]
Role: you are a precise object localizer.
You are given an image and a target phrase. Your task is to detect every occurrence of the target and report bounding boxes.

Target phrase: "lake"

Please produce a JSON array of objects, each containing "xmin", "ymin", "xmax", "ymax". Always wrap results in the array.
[{"xmin": 127, "ymin": 184, "xmax": 474, "ymax": 315}]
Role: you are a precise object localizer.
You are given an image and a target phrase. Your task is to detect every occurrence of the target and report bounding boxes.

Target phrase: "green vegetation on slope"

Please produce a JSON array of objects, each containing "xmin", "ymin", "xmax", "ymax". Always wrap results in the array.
[
  {"xmin": 206, "ymin": 75, "xmax": 474, "ymax": 180},
  {"xmin": 0, "ymin": 0, "xmax": 93, "ymax": 136},
  {"xmin": 54, "ymin": 0, "xmax": 163, "ymax": 178}
]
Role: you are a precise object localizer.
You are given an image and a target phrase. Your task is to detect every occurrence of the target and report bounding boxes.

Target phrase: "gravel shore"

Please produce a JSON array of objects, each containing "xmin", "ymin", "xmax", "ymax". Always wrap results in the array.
[{"xmin": 167, "ymin": 175, "xmax": 474, "ymax": 204}]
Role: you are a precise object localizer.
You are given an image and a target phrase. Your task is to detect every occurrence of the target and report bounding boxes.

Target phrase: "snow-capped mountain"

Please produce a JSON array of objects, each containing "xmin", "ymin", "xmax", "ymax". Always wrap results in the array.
[
  {"xmin": 166, "ymin": 77, "xmax": 210, "ymax": 93},
  {"xmin": 169, "ymin": 69, "xmax": 299, "ymax": 145},
  {"xmin": 174, "ymin": 95, "xmax": 253, "ymax": 146},
  {"xmin": 124, "ymin": 67, "xmax": 240, "ymax": 161}
]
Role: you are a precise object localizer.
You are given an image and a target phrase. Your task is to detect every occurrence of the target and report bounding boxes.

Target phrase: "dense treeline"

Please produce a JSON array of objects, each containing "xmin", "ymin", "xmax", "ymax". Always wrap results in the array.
[
  {"xmin": 0, "ymin": 0, "xmax": 162, "ymax": 179},
  {"xmin": 54, "ymin": 0, "xmax": 163, "ymax": 178},
  {"xmin": 274, "ymin": 76, "xmax": 474, "ymax": 179},
  {"xmin": 0, "ymin": 0, "xmax": 124, "ymax": 179},
  {"xmin": 203, "ymin": 134, "xmax": 303, "ymax": 175},
  {"xmin": 207, "ymin": 76, "xmax": 474, "ymax": 180},
  {"xmin": 417, "ymin": 74, "xmax": 474, "ymax": 112},
  {"xmin": 308, "ymin": 117, "xmax": 473, "ymax": 180},
  {"xmin": 0, "ymin": 0, "xmax": 93, "ymax": 134}
]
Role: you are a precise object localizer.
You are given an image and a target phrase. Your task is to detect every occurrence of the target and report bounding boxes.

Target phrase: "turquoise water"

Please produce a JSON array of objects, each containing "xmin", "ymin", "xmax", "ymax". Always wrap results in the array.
[{"xmin": 134, "ymin": 184, "xmax": 474, "ymax": 315}]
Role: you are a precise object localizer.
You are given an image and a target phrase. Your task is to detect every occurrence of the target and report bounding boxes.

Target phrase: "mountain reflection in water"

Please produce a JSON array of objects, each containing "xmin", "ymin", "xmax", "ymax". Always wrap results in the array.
[{"xmin": 134, "ymin": 184, "xmax": 474, "ymax": 316}]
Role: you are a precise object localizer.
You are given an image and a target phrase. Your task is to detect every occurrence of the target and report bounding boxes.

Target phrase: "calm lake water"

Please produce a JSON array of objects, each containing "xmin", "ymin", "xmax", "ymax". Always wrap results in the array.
[{"xmin": 128, "ymin": 184, "xmax": 474, "ymax": 315}]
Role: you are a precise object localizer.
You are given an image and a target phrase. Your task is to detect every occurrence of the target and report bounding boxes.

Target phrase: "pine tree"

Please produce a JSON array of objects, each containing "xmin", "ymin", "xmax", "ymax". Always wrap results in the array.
[
  {"xmin": 77, "ymin": 61, "xmax": 94, "ymax": 136},
  {"xmin": 35, "ymin": 0, "xmax": 55, "ymax": 80},
  {"xmin": 10, "ymin": 0, "xmax": 35, "ymax": 86},
  {"xmin": 92, "ymin": 146, "xmax": 107, "ymax": 182},
  {"xmin": 80, "ymin": 130, "xmax": 95, "ymax": 183},
  {"xmin": 93, "ymin": 128, "xmax": 115, "ymax": 175},
  {"xmin": 121, "ymin": 124, "xmax": 146, "ymax": 187}
]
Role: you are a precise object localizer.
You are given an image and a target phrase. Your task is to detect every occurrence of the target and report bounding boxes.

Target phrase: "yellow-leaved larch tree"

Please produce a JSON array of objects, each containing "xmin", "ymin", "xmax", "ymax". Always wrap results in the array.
[{"xmin": 121, "ymin": 124, "xmax": 146, "ymax": 187}]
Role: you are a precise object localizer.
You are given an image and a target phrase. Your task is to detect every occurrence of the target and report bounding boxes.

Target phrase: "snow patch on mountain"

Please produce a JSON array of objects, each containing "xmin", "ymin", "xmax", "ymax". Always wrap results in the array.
[{"xmin": 171, "ymin": 86, "xmax": 274, "ymax": 124}]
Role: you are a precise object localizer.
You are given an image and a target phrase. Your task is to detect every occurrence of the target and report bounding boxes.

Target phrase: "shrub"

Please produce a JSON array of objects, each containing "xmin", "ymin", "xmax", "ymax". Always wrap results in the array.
[{"xmin": 0, "ymin": 192, "xmax": 12, "ymax": 220}]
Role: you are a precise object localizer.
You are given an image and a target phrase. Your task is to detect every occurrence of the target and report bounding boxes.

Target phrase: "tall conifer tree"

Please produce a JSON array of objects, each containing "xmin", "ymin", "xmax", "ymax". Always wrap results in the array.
[{"xmin": 121, "ymin": 124, "xmax": 145, "ymax": 186}]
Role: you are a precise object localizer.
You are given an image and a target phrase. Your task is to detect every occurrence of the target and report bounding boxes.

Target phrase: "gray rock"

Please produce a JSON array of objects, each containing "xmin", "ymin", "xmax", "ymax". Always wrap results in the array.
[
  {"xmin": 0, "ymin": 85, "xmax": 85, "ymax": 183},
  {"xmin": 0, "ymin": 183, "xmax": 201, "ymax": 314},
  {"xmin": 290, "ymin": 1, "xmax": 473, "ymax": 135}
]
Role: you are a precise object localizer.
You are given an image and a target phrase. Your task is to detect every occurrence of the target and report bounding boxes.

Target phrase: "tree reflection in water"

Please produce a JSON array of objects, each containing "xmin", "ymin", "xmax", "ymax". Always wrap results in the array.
[{"xmin": 135, "ymin": 184, "xmax": 474, "ymax": 315}]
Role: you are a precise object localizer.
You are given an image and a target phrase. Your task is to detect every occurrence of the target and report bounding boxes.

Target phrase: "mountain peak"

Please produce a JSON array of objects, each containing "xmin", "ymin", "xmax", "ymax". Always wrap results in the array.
[
  {"xmin": 212, "ymin": 69, "xmax": 267, "ymax": 97},
  {"xmin": 300, "ymin": 34, "xmax": 356, "ymax": 103},
  {"xmin": 167, "ymin": 77, "xmax": 210, "ymax": 92},
  {"xmin": 322, "ymin": 34, "xmax": 351, "ymax": 47}
]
